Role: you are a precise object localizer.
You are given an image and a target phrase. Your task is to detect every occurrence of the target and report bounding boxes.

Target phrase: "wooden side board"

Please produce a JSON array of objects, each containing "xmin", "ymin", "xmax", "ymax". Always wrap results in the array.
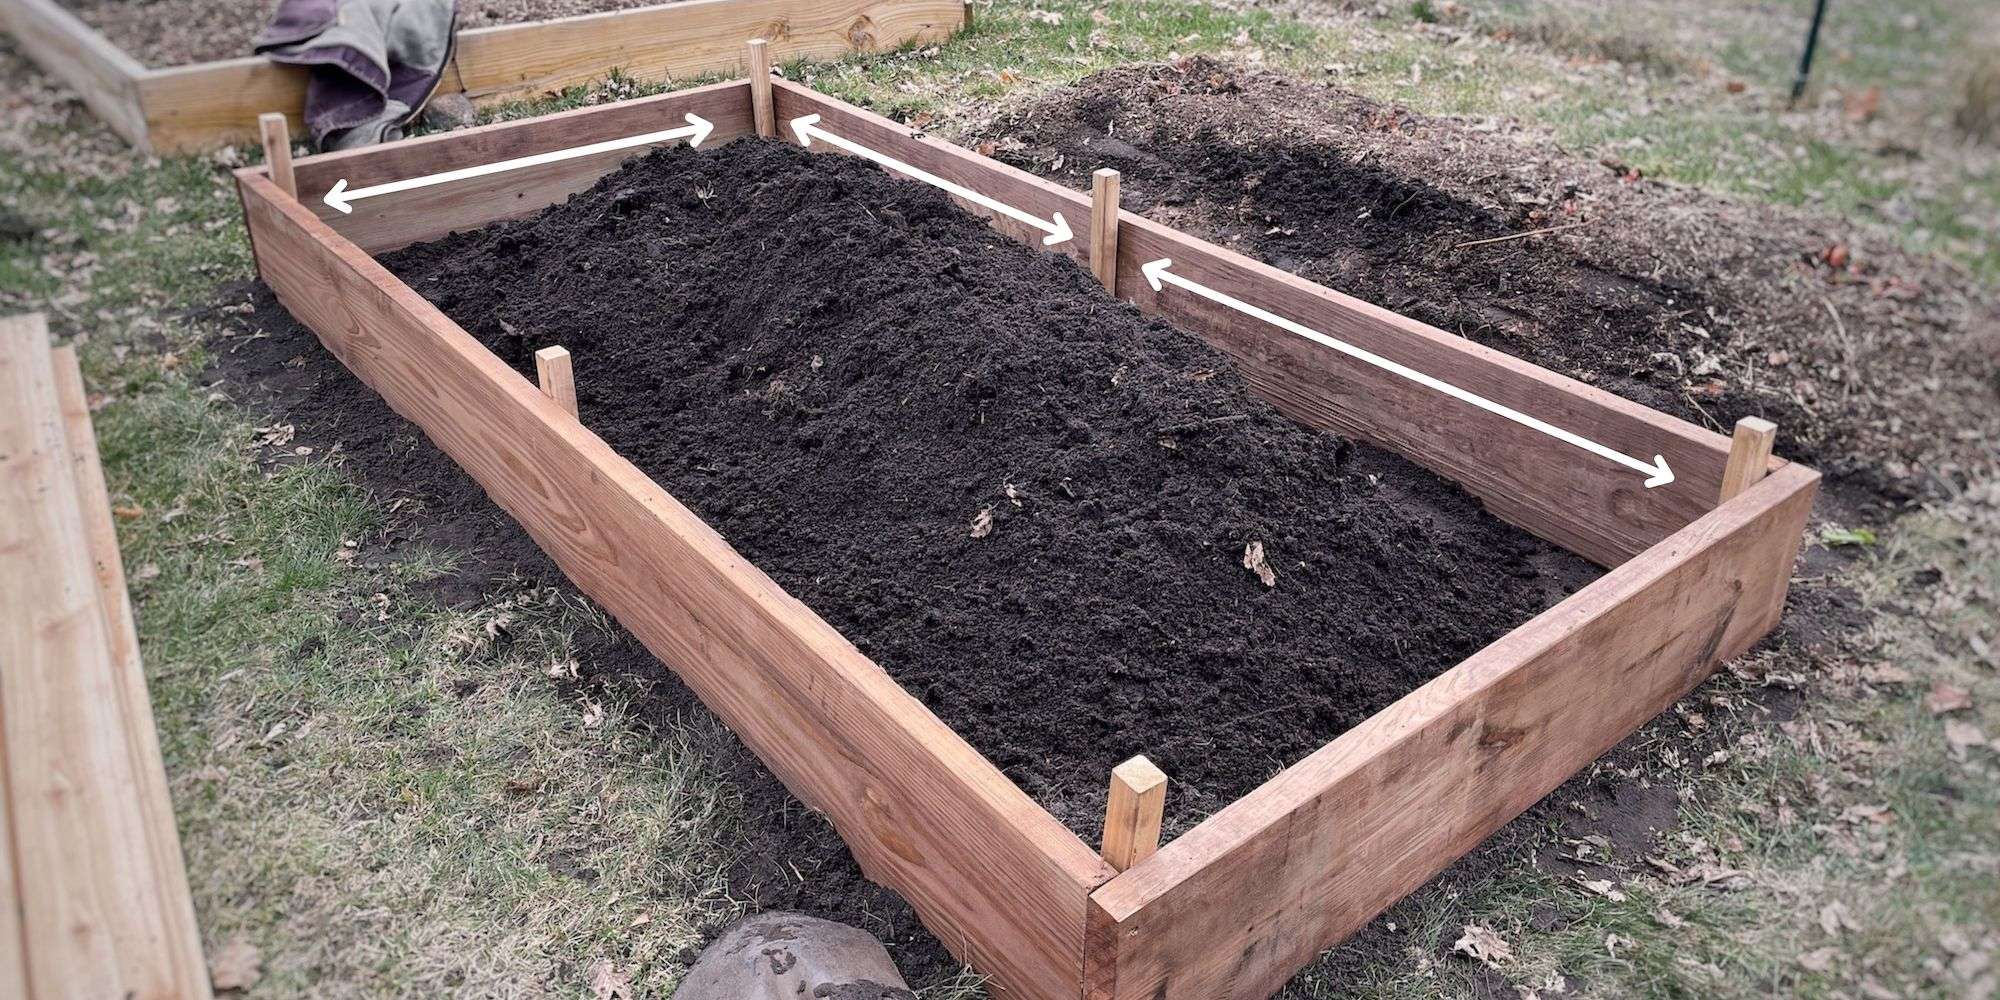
[
  {"xmin": 235, "ymin": 172, "xmax": 1115, "ymax": 999},
  {"xmin": 1084, "ymin": 462, "xmax": 1818, "ymax": 1000},
  {"xmin": 768, "ymin": 82, "xmax": 1741, "ymax": 566},
  {"xmin": 0, "ymin": 315, "xmax": 212, "ymax": 1000},
  {"xmin": 286, "ymin": 79, "xmax": 756, "ymax": 252},
  {"xmin": 22, "ymin": 0, "xmax": 962, "ymax": 153},
  {"xmin": 0, "ymin": 0, "xmax": 149, "ymax": 148}
]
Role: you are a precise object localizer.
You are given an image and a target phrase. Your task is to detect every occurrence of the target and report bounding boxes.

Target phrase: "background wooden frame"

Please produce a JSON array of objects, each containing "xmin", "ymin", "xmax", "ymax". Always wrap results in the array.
[
  {"xmin": 1, "ymin": 0, "xmax": 963, "ymax": 152},
  {"xmin": 233, "ymin": 77, "xmax": 1819, "ymax": 999}
]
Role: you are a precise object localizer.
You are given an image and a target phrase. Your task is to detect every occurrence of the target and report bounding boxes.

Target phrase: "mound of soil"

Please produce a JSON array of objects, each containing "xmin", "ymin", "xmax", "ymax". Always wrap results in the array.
[{"xmin": 968, "ymin": 59, "xmax": 2000, "ymax": 512}]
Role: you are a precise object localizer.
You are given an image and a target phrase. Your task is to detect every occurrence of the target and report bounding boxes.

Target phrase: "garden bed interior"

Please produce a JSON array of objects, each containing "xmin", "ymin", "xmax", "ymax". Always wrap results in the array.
[
  {"xmin": 1, "ymin": 0, "xmax": 962, "ymax": 151},
  {"xmin": 232, "ymin": 75, "xmax": 1818, "ymax": 1000}
]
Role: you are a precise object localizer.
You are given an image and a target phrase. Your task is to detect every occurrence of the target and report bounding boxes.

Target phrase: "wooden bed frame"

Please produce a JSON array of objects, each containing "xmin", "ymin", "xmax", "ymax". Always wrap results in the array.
[
  {"xmin": 230, "ymin": 70, "xmax": 1819, "ymax": 1000},
  {"xmin": 0, "ymin": 0, "xmax": 962, "ymax": 152}
]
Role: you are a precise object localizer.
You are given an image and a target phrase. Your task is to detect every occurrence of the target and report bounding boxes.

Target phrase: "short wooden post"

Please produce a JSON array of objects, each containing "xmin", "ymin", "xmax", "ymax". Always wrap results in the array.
[
  {"xmin": 747, "ymin": 39, "xmax": 776, "ymax": 138},
  {"xmin": 1090, "ymin": 168, "xmax": 1121, "ymax": 294},
  {"xmin": 961, "ymin": 0, "xmax": 975, "ymax": 29},
  {"xmin": 1101, "ymin": 754, "xmax": 1167, "ymax": 871},
  {"xmin": 535, "ymin": 346, "xmax": 577, "ymax": 418},
  {"xmin": 1719, "ymin": 416, "xmax": 1777, "ymax": 502},
  {"xmin": 258, "ymin": 113, "xmax": 297, "ymax": 199}
]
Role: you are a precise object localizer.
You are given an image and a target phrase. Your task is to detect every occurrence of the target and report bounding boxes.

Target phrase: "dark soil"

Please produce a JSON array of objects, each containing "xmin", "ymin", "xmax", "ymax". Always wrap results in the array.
[
  {"xmin": 968, "ymin": 59, "xmax": 2000, "ymax": 516},
  {"xmin": 217, "ymin": 137, "xmax": 1617, "ymax": 984}
]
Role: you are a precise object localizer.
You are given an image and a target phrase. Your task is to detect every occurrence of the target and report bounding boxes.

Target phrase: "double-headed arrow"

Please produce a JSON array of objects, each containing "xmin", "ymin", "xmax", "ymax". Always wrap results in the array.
[
  {"xmin": 323, "ymin": 113, "xmax": 716, "ymax": 214},
  {"xmin": 1141, "ymin": 259, "xmax": 1675, "ymax": 488},
  {"xmin": 791, "ymin": 114, "xmax": 1073, "ymax": 246}
]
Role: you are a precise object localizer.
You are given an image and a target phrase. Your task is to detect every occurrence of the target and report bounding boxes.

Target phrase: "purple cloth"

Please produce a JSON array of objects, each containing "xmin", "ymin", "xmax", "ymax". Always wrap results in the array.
[{"xmin": 255, "ymin": 0, "xmax": 457, "ymax": 149}]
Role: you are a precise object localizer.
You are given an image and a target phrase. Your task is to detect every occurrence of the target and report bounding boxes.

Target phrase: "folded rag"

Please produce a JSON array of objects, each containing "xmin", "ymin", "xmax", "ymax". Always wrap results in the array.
[{"xmin": 255, "ymin": 0, "xmax": 458, "ymax": 150}]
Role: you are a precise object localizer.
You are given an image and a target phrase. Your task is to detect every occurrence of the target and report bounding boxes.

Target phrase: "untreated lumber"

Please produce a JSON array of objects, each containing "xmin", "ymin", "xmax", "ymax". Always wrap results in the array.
[
  {"xmin": 0, "ymin": 314, "xmax": 213, "ymax": 1000},
  {"xmin": 288, "ymin": 79, "xmax": 756, "ymax": 252},
  {"xmin": 1090, "ymin": 168, "xmax": 1121, "ymax": 294},
  {"xmin": 234, "ymin": 172, "xmax": 1117, "ymax": 999},
  {"xmin": 535, "ymin": 346, "xmax": 577, "ymax": 417},
  {"xmin": 1100, "ymin": 756, "xmax": 1166, "ymax": 872},
  {"xmin": 1720, "ymin": 416, "xmax": 1777, "ymax": 502},
  {"xmin": 747, "ymin": 39, "xmax": 776, "ymax": 138},
  {"xmin": 769, "ymin": 80, "xmax": 1740, "ymax": 566},
  {"xmin": 1085, "ymin": 463, "xmax": 1818, "ymax": 999},
  {"xmin": 260, "ymin": 112, "xmax": 297, "ymax": 199},
  {"xmin": 49, "ymin": 345, "xmax": 212, "ymax": 1000}
]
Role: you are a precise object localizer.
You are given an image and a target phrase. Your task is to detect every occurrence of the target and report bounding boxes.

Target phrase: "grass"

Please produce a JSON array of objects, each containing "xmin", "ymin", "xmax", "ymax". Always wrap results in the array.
[{"xmin": 3, "ymin": 0, "xmax": 1996, "ymax": 994}]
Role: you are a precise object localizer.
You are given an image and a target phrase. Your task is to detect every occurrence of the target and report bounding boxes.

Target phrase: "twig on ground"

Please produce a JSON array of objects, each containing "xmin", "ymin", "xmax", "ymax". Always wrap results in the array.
[{"xmin": 1451, "ymin": 220, "xmax": 1593, "ymax": 250}]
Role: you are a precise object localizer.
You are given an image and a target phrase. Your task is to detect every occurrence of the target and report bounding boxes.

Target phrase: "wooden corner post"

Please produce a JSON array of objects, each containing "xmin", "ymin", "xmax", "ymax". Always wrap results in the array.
[
  {"xmin": 747, "ymin": 39, "xmax": 776, "ymax": 138},
  {"xmin": 1101, "ymin": 755, "xmax": 1166, "ymax": 871},
  {"xmin": 258, "ymin": 113, "xmax": 297, "ymax": 199},
  {"xmin": 535, "ymin": 346, "xmax": 577, "ymax": 418},
  {"xmin": 1090, "ymin": 168, "xmax": 1121, "ymax": 294},
  {"xmin": 1720, "ymin": 416, "xmax": 1777, "ymax": 502}
]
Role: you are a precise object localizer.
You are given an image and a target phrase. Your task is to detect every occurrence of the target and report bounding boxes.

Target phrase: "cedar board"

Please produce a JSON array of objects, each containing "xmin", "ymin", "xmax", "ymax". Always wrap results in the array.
[{"xmin": 233, "ymin": 79, "xmax": 1820, "ymax": 1000}]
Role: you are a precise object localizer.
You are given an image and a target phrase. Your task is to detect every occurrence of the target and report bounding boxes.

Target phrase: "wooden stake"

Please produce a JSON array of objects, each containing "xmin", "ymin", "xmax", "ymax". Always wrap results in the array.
[
  {"xmin": 1090, "ymin": 168, "xmax": 1121, "ymax": 294},
  {"xmin": 962, "ymin": 0, "xmax": 975, "ymax": 29},
  {"xmin": 535, "ymin": 346, "xmax": 577, "ymax": 418},
  {"xmin": 1719, "ymin": 416, "xmax": 1777, "ymax": 502},
  {"xmin": 1101, "ymin": 754, "xmax": 1167, "ymax": 871},
  {"xmin": 747, "ymin": 39, "xmax": 775, "ymax": 138},
  {"xmin": 258, "ymin": 112, "xmax": 296, "ymax": 199}
]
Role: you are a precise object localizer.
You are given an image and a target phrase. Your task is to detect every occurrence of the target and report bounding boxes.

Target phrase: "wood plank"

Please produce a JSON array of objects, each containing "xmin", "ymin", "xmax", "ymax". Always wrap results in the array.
[
  {"xmin": 1089, "ymin": 168, "xmax": 1120, "ymax": 293},
  {"xmin": 747, "ymin": 38, "xmax": 776, "ymax": 138},
  {"xmin": 0, "ymin": 314, "xmax": 192, "ymax": 1000},
  {"xmin": 534, "ymin": 345, "xmax": 578, "ymax": 418},
  {"xmin": 1085, "ymin": 463, "xmax": 1819, "ymax": 1000},
  {"xmin": 49, "ymin": 345, "xmax": 213, "ymax": 1000},
  {"xmin": 1099, "ymin": 756, "xmax": 1165, "ymax": 872},
  {"xmin": 1720, "ymin": 416, "xmax": 1777, "ymax": 502},
  {"xmin": 236, "ymin": 174, "xmax": 1114, "ymax": 999},
  {"xmin": 772, "ymin": 84, "xmax": 1740, "ymax": 565},
  {"xmin": 283, "ymin": 79, "xmax": 755, "ymax": 252},
  {"xmin": 0, "ymin": 0, "xmax": 150, "ymax": 148},
  {"xmin": 259, "ymin": 113, "xmax": 297, "ymax": 198},
  {"xmin": 0, "ymin": 739, "xmax": 26, "ymax": 1000},
  {"xmin": 130, "ymin": 0, "xmax": 962, "ymax": 153}
]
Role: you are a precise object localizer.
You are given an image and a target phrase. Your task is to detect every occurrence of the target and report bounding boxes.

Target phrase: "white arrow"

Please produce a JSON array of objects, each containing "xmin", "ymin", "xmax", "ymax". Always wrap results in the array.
[
  {"xmin": 791, "ymin": 114, "xmax": 1073, "ymax": 246},
  {"xmin": 323, "ymin": 113, "xmax": 716, "ymax": 214},
  {"xmin": 1141, "ymin": 259, "xmax": 1675, "ymax": 488}
]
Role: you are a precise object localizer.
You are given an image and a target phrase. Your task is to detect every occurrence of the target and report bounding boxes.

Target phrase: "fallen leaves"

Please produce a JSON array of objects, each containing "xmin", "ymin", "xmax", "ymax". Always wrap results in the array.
[
  {"xmin": 1242, "ymin": 541, "xmax": 1276, "ymax": 587},
  {"xmin": 588, "ymin": 959, "xmax": 632, "ymax": 1000},
  {"xmin": 969, "ymin": 507, "xmax": 994, "ymax": 538},
  {"xmin": 1577, "ymin": 877, "xmax": 1628, "ymax": 902},
  {"xmin": 1451, "ymin": 923, "xmax": 1513, "ymax": 968},
  {"xmin": 1926, "ymin": 681, "xmax": 1973, "ymax": 715},
  {"xmin": 208, "ymin": 938, "xmax": 263, "ymax": 992}
]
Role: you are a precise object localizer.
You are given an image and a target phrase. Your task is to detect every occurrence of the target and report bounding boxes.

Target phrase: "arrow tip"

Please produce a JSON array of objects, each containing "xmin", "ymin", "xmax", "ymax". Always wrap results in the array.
[
  {"xmin": 323, "ymin": 179, "xmax": 352, "ymax": 214},
  {"xmin": 685, "ymin": 113, "xmax": 714, "ymax": 147},
  {"xmin": 1042, "ymin": 212, "xmax": 1073, "ymax": 246},
  {"xmin": 1644, "ymin": 455, "xmax": 1675, "ymax": 489},
  {"xmin": 1141, "ymin": 257, "xmax": 1172, "ymax": 292},
  {"xmin": 790, "ymin": 114, "xmax": 822, "ymax": 148}
]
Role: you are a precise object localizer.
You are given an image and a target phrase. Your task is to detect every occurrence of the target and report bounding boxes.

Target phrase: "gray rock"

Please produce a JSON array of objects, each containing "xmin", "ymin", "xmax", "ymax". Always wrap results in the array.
[
  {"xmin": 420, "ymin": 92, "xmax": 477, "ymax": 132},
  {"xmin": 673, "ymin": 912, "xmax": 914, "ymax": 1000}
]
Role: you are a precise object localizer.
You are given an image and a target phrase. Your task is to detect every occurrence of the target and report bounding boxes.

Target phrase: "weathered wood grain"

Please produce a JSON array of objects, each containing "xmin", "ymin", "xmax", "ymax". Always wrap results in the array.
[
  {"xmin": 0, "ymin": 0, "xmax": 150, "ymax": 148},
  {"xmin": 0, "ymin": 315, "xmax": 209, "ymax": 1000},
  {"xmin": 119, "ymin": 0, "xmax": 960, "ymax": 152},
  {"xmin": 236, "ymin": 174, "xmax": 1114, "ymax": 999},
  {"xmin": 1084, "ymin": 463, "xmax": 1818, "ymax": 1000}
]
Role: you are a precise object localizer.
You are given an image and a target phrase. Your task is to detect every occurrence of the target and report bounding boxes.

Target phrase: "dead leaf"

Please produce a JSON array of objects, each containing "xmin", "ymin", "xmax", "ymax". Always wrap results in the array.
[
  {"xmin": 970, "ymin": 507, "xmax": 994, "ymax": 538},
  {"xmin": 581, "ymin": 700, "xmax": 604, "ymax": 729},
  {"xmin": 1654, "ymin": 907, "xmax": 1686, "ymax": 929},
  {"xmin": 1242, "ymin": 541, "xmax": 1276, "ymax": 588},
  {"xmin": 1451, "ymin": 923, "xmax": 1513, "ymax": 968},
  {"xmin": 1819, "ymin": 901, "xmax": 1857, "ymax": 937},
  {"xmin": 1605, "ymin": 932, "xmax": 1635, "ymax": 958},
  {"xmin": 112, "ymin": 503, "xmax": 145, "ymax": 520},
  {"xmin": 133, "ymin": 563, "xmax": 161, "ymax": 582},
  {"xmin": 1927, "ymin": 681, "xmax": 1972, "ymax": 715},
  {"xmin": 588, "ymin": 959, "xmax": 632, "ymax": 1000},
  {"xmin": 1798, "ymin": 946, "xmax": 1842, "ymax": 973},
  {"xmin": 1944, "ymin": 718, "xmax": 1991, "ymax": 756},
  {"xmin": 1824, "ymin": 244, "xmax": 1851, "ymax": 270},
  {"xmin": 209, "ymin": 938, "xmax": 263, "ymax": 992},
  {"xmin": 1844, "ymin": 85, "xmax": 1881, "ymax": 122},
  {"xmin": 1578, "ymin": 878, "xmax": 1628, "ymax": 902}
]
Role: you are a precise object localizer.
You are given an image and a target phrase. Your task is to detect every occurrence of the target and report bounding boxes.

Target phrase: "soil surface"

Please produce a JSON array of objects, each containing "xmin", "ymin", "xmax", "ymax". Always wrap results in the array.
[
  {"xmin": 63, "ymin": 0, "xmax": 680, "ymax": 69},
  {"xmin": 217, "ymin": 137, "xmax": 1609, "ymax": 983},
  {"xmin": 968, "ymin": 59, "xmax": 2000, "ymax": 516}
]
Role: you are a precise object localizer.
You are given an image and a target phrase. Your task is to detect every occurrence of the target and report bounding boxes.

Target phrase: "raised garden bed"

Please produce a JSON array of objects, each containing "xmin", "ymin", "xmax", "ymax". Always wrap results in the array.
[
  {"xmin": 231, "ymin": 70, "xmax": 1819, "ymax": 1000},
  {"xmin": 1, "ymin": 0, "xmax": 961, "ymax": 152}
]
